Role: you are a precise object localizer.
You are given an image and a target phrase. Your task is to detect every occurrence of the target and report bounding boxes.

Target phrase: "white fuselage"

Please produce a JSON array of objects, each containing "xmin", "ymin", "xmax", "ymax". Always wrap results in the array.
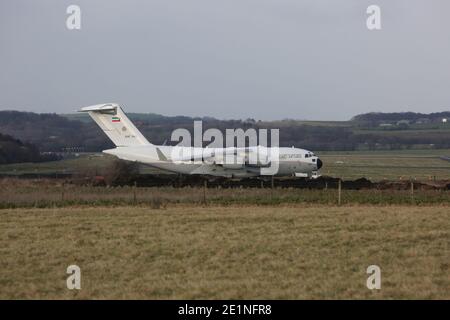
[{"xmin": 104, "ymin": 145, "xmax": 323, "ymax": 178}]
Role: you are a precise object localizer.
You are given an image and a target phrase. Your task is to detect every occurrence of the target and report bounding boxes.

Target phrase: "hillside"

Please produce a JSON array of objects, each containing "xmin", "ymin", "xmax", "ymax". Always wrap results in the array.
[
  {"xmin": 0, "ymin": 133, "xmax": 57, "ymax": 164},
  {"xmin": 352, "ymin": 111, "xmax": 450, "ymax": 126},
  {"xmin": 0, "ymin": 110, "xmax": 450, "ymax": 152}
]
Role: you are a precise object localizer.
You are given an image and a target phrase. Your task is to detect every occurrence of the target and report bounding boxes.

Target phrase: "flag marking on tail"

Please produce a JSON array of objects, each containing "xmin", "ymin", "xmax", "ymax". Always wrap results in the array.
[{"xmin": 79, "ymin": 103, "xmax": 151, "ymax": 147}]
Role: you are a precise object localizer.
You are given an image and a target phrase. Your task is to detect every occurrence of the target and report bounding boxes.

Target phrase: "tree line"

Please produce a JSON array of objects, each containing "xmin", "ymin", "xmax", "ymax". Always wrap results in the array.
[
  {"xmin": 0, "ymin": 133, "xmax": 59, "ymax": 164},
  {"xmin": 0, "ymin": 110, "xmax": 450, "ymax": 164}
]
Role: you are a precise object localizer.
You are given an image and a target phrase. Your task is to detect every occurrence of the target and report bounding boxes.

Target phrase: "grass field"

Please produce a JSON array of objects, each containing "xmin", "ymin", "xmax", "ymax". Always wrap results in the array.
[
  {"xmin": 0, "ymin": 149, "xmax": 450, "ymax": 181},
  {"xmin": 0, "ymin": 154, "xmax": 163, "ymax": 176},
  {"xmin": 1, "ymin": 149, "xmax": 450, "ymax": 181},
  {"xmin": 0, "ymin": 179, "xmax": 449, "ymax": 208},
  {"xmin": 0, "ymin": 205, "xmax": 448, "ymax": 299},
  {"xmin": 318, "ymin": 149, "xmax": 450, "ymax": 181}
]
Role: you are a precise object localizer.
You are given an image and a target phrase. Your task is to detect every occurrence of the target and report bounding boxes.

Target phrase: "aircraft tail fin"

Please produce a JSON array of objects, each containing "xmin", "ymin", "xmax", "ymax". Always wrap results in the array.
[{"xmin": 79, "ymin": 103, "xmax": 151, "ymax": 147}]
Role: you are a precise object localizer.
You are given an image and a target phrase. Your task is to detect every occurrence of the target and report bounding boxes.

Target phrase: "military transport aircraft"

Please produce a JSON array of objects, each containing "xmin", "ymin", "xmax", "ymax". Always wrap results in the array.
[{"xmin": 80, "ymin": 103, "xmax": 323, "ymax": 178}]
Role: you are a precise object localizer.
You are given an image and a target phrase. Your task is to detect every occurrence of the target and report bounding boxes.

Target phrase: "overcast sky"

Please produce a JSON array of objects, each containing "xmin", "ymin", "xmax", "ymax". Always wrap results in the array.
[{"xmin": 1, "ymin": 0, "xmax": 449, "ymax": 120}]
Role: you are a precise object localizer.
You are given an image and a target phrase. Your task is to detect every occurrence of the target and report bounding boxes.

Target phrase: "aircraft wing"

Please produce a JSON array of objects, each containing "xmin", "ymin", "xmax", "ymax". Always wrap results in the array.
[
  {"xmin": 166, "ymin": 147, "xmax": 271, "ymax": 168},
  {"xmin": 168, "ymin": 147, "xmax": 258, "ymax": 161}
]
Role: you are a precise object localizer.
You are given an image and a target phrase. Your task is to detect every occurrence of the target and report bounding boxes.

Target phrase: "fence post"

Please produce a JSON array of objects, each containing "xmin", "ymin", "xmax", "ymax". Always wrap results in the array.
[
  {"xmin": 203, "ymin": 180, "xmax": 207, "ymax": 205},
  {"xmin": 270, "ymin": 176, "xmax": 275, "ymax": 201},
  {"xmin": 133, "ymin": 181, "xmax": 137, "ymax": 204},
  {"xmin": 410, "ymin": 180, "xmax": 414, "ymax": 203},
  {"xmin": 61, "ymin": 182, "xmax": 65, "ymax": 202},
  {"xmin": 338, "ymin": 179, "xmax": 342, "ymax": 206}
]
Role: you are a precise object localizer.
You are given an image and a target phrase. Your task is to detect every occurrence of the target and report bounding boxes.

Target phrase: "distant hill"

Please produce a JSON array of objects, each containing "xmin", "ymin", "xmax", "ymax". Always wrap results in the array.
[
  {"xmin": 0, "ymin": 110, "xmax": 113, "ymax": 152},
  {"xmin": 1, "ymin": 109, "xmax": 450, "ymax": 152},
  {"xmin": 0, "ymin": 133, "xmax": 57, "ymax": 164},
  {"xmin": 352, "ymin": 111, "xmax": 450, "ymax": 123}
]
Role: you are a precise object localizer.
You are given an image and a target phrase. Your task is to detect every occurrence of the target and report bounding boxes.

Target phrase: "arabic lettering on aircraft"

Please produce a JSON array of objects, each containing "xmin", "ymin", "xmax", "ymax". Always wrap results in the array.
[{"xmin": 280, "ymin": 154, "xmax": 302, "ymax": 159}]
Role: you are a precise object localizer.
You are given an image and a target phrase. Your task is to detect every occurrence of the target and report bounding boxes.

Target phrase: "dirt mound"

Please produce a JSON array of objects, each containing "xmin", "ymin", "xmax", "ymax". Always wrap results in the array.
[{"xmin": 2, "ymin": 174, "xmax": 449, "ymax": 191}]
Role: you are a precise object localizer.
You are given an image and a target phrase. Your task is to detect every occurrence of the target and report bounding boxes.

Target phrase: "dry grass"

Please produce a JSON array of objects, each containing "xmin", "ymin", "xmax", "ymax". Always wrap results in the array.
[
  {"xmin": 0, "ymin": 178, "xmax": 449, "ymax": 208},
  {"xmin": 0, "ymin": 205, "xmax": 448, "ymax": 299}
]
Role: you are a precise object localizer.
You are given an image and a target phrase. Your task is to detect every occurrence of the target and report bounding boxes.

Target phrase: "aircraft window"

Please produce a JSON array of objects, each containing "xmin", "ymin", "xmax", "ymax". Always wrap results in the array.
[
  {"xmin": 305, "ymin": 154, "xmax": 309, "ymax": 158},
  {"xmin": 312, "ymin": 158, "xmax": 316, "ymax": 162}
]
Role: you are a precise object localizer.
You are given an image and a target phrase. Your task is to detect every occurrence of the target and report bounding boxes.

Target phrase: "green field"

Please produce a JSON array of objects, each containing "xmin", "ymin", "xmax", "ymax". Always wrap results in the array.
[
  {"xmin": 0, "ymin": 205, "xmax": 448, "ymax": 299},
  {"xmin": 318, "ymin": 149, "xmax": 450, "ymax": 181},
  {"xmin": 0, "ymin": 154, "xmax": 164, "ymax": 176},
  {"xmin": 1, "ymin": 149, "xmax": 450, "ymax": 181}
]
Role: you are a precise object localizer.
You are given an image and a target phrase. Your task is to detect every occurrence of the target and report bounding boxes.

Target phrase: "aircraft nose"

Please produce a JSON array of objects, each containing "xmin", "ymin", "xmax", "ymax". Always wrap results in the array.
[{"xmin": 317, "ymin": 158, "xmax": 323, "ymax": 170}]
